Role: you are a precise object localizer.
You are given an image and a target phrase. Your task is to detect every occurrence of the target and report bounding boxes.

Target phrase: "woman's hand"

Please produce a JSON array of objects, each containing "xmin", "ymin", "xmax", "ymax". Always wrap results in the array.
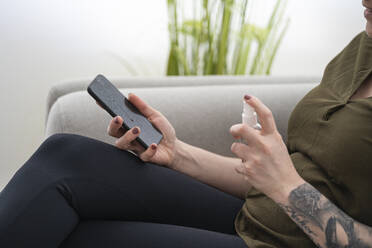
[
  {"xmin": 229, "ymin": 95, "xmax": 305, "ymax": 202},
  {"xmin": 97, "ymin": 93, "xmax": 179, "ymax": 169}
]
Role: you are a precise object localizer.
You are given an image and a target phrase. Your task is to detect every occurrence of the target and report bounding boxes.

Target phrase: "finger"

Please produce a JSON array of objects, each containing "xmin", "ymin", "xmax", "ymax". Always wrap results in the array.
[
  {"xmin": 230, "ymin": 142, "xmax": 252, "ymax": 160},
  {"xmin": 108, "ymin": 116, "xmax": 125, "ymax": 138},
  {"xmin": 230, "ymin": 124, "xmax": 259, "ymax": 145},
  {"xmin": 235, "ymin": 166, "xmax": 249, "ymax": 181},
  {"xmin": 117, "ymin": 139, "xmax": 145, "ymax": 155},
  {"xmin": 244, "ymin": 95, "xmax": 277, "ymax": 134},
  {"xmin": 235, "ymin": 164, "xmax": 245, "ymax": 175},
  {"xmin": 139, "ymin": 143, "xmax": 157, "ymax": 162},
  {"xmin": 128, "ymin": 93, "xmax": 161, "ymax": 120},
  {"xmin": 115, "ymin": 126, "xmax": 145, "ymax": 153}
]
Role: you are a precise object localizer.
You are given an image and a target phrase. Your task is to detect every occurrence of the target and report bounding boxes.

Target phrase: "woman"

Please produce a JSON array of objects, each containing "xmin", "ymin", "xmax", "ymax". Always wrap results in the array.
[{"xmin": 1, "ymin": 1, "xmax": 371, "ymax": 247}]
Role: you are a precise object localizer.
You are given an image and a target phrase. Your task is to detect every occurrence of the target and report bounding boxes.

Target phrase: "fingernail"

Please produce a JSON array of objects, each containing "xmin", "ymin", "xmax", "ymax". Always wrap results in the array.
[
  {"xmin": 151, "ymin": 144, "xmax": 157, "ymax": 150},
  {"xmin": 244, "ymin": 94, "xmax": 251, "ymax": 100},
  {"xmin": 114, "ymin": 116, "xmax": 120, "ymax": 124},
  {"xmin": 132, "ymin": 127, "xmax": 139, "ymax": 134}
]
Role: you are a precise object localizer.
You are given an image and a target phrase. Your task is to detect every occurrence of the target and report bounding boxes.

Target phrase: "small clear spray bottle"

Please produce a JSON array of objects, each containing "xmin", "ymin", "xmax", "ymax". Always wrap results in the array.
[{"xmin": 240, "ymin": 100, "xmax": 261, "ymax": 144}]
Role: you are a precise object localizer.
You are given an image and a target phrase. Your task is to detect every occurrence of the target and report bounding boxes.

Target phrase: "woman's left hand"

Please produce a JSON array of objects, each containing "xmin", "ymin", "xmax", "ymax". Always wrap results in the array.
[{"xmin": 229, "ymin": 95, "xmax": 305, "ymax": 202}]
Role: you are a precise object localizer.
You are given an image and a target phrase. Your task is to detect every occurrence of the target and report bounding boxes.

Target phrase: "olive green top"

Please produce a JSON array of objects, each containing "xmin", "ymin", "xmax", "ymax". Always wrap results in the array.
[{"xmin": 234, "ymin": 31, "xmax": 372, "ymax": 248}]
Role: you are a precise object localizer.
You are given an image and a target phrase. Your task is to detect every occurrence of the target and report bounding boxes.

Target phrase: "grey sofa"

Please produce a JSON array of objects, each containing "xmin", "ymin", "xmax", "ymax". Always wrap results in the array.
[
  {"xmin": 45, "ymin": 76, "xmax": 320, "ymax": 157},
  {"xmin": 44, "ymin": 75, "xmax": 320, "ymax": 246}
]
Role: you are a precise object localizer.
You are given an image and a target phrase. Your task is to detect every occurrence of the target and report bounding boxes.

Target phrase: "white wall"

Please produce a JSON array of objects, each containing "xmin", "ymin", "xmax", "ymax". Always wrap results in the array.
[{"xmin": 0, "ymin": 0, "xmax": 366, "ymax": 190}]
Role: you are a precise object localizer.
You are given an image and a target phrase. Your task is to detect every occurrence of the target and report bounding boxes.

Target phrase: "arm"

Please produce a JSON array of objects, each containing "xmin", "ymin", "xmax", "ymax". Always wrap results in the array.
[
  {"xmin": 172, "ymin": 139, "xmax": 252, "ymax": 200},
  {"xmin": 273, "ymin": 181, "xmax": 372, "ymax": 248},
  {"xmin": 228, "ymin": 95, "xmax": 372, "ymax": 247},
  {"xmin": 104, "ymin": 93, "xmax": 251, "ymax": 200}
]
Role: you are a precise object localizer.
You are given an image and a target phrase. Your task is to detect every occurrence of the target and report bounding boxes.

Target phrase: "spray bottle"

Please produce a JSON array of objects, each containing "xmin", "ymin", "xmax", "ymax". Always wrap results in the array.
[{"xmin": 240, "ymin": 99, "xmax": 261, "ymax": 143}]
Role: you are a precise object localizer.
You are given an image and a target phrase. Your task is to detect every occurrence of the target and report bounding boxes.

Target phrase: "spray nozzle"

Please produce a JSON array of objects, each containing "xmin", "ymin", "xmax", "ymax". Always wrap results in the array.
[{"xmin": 242, "ymin": 100, "xmax": 261, "ymax": 130}]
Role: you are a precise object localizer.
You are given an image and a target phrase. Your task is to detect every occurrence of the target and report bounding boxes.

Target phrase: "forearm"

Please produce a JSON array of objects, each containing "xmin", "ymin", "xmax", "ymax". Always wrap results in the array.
[
  {"xmin": 171, "ymin": 139, "xmax": 251, "ymax": 200},
  {"xmin": 272, "ymin": 181, "xmax": 372, "ymax": 248}
]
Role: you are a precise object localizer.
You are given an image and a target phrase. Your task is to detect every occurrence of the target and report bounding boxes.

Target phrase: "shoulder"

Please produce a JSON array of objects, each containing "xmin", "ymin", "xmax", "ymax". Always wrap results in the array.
[
  {"xmin": 328, "ymin": 31, "xmax": 366, "ymax": 67},
  {"xmin": 320, "ymin": 31, "xmax": 369, "ymax": 88}
]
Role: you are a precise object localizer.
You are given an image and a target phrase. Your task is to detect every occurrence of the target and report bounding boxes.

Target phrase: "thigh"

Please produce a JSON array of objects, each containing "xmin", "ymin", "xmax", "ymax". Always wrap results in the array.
[
  {"xmin": 52, "ymin": 133, "xmax": 244, "ymax": 234},
  {"xmin": 60, "ymin": 221, "xmax": 248, "ymax": 248},
  {"xmin": 1, "ymin": 133, "xmax": 244, "ymax": 237}
]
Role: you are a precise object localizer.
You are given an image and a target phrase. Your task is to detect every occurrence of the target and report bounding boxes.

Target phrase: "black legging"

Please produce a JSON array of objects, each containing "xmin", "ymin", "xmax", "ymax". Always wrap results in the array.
[{"xmin": 0, "ymin": 133, "xmax": 247, "ymax": 247}]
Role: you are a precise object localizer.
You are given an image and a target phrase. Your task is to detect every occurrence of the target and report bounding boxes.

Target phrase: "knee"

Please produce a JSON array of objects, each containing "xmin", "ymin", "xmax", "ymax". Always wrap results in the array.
[
  {"xmin": 41, "ymin": 133, "xmax": 85, "ymax": 152},
  {"xmin": 38, "ymin": 133, "xmax": 131, "ymax": 164},
  {"xmin": 27, "ymin": 133, "xmax": 104, "ymax": 173},
  {"xmin": 8, "ymin": 134, "xmax": 87, "ymax": 184},
  {"xmin": 43, "ymin": 133, "xmax": 78, "ymax": 145},
  {"xmin": 37, "ymin": 133, "xmax": 104, "ymax": 162},
  {"xmin": 21, "ymin": 133, "xmax": 140, "ymax": 181}
]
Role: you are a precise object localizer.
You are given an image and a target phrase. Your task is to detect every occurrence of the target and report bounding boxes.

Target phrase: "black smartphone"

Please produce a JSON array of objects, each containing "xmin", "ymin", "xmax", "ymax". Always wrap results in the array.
[{"xmin": 87, "ymin": 74, "xmax": 163, "ymax": 149}]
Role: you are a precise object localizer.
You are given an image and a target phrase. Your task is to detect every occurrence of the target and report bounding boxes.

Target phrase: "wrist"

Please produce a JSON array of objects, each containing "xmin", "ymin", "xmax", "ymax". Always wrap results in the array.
[
  {"xmin": 169, "ymin": 139, "xmax": 188, "ymax": 171},
  {"xmin": 268, "ymin": 176, "xmax": 306, "ymax": 204}
]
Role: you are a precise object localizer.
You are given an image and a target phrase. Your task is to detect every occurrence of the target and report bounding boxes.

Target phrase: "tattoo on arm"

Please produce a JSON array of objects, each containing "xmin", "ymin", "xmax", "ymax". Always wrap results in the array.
[{"xmin": 278, "ymin": 183, "xmax": 372, "ymax": 248}]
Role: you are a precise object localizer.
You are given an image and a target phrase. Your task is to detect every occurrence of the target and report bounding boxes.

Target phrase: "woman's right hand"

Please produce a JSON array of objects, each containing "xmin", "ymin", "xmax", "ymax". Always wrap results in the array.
[{"xmin": 96, "ymin": 93, "xmax": 180, "ymax": 169}]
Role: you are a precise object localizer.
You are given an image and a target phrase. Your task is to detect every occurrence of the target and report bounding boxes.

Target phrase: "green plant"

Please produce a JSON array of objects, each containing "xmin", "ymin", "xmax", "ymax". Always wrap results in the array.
[{"xmin": 166, "ymin": 0, "xmax": 290, "ymax": 76}]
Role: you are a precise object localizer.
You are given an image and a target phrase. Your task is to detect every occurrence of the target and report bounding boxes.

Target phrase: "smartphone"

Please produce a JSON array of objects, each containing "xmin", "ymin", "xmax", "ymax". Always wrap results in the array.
[{"xmin": 87, "ymin": 74, "xmax": 163, "ymax": 149}]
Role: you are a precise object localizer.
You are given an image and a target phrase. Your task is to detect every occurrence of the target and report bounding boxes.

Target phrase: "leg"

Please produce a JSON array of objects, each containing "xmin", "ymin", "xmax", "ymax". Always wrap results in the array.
[
  {"xmin": 61, "ymin": 221, "xmax": 247, "ymax": 248},
  {"xmin": 0, "ymin": 134, "xmax": 245, "ymax": 247}
]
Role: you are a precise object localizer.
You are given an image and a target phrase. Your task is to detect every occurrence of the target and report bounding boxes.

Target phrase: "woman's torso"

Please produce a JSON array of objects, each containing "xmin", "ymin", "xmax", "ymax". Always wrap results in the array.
[{"xmin": 234, "ymin": 31, "xmax": 372, "ymax": 248}]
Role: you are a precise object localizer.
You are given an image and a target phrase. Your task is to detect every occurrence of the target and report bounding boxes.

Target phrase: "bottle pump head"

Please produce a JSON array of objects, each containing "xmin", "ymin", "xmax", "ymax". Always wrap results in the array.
[{"xmin": 242, "ymin": 100, "xmax": 261, "ymax": 129}]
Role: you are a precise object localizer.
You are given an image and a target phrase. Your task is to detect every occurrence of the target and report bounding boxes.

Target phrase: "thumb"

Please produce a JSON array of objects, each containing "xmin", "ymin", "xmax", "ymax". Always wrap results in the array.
[{"xmin": 139, "ymin": 143, "xmax": 158, "ymax": 162}]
